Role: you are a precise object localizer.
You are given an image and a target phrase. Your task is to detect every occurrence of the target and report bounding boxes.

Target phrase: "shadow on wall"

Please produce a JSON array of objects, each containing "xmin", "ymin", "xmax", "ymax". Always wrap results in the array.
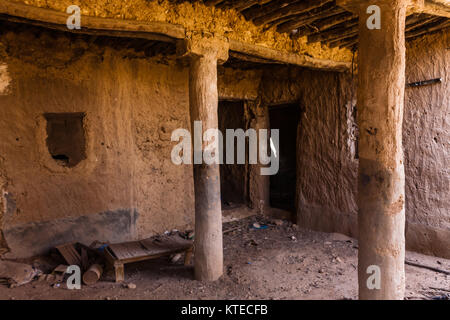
[{"xmin": 2, "ymin": 209, "xmax": 138, "ymax": 258}]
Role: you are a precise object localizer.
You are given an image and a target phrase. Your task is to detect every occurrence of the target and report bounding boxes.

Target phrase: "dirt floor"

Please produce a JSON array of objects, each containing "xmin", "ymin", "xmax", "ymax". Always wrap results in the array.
[{"xmin": 0, "ymin": 214, "xmax": 449, "ymax": 300}]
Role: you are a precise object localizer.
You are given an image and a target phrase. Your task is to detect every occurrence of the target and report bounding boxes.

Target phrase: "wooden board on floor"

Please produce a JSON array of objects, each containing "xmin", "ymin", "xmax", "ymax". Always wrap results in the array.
[{"xmin": 104, "ymin": 234, "xmax": 193, "ymax": 282}]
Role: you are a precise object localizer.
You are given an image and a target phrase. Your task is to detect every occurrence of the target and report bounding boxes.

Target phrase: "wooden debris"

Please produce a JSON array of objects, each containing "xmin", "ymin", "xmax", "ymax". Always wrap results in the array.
[
  {"xmin": 56, "ymin": 243, "xmax": 82, "ymax": 266},
  {"xmin": 104, "ymin": 234, "xmax": 194, "ymax": 282},
  {"xmin": 53, "ymin": 264, "xmax": 69, "ymax": 274},
  {"xmin": 405, "ymin": 260, "xmax": 450, "ymax": 275},
  {"xmin": 82, "ymin": 264, "xmax": 103, "ymax": 285},
  {"xmin": 81, "ymin": 248, "xmax": 89, "ymax": 271}
]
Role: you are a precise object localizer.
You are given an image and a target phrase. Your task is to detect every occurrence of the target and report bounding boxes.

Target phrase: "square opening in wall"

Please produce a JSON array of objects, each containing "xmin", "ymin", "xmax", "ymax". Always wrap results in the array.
[{"xmin": 44, "ymin": 113, "xmax": 86, "ymax": 167}]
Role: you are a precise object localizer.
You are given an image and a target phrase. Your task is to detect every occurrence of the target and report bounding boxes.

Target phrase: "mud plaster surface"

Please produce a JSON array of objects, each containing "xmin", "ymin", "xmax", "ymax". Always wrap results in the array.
[
  {"xmin": 403, "ymin": 31, "xmax": 450, "ymax": 258},
  {"xmin": 15, "ymin": 0, "xmax": 353, "ymax": 63},
  {"xmin": 0, "ymin": 23, "xmax": 269, "ymax": 257},
  {"xmin": 261, "ymin": 67, "xmax": 358, "ymax": 237},
  {"xmin": 0, "ymin": 26, "xmax": 195, "ymax": 256}
]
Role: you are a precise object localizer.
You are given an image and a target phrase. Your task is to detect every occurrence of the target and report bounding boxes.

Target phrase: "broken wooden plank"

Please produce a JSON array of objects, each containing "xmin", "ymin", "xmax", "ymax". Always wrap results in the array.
[{"xmin": 56, "ymin": 243, "xmax": 82, "ymax": 266}]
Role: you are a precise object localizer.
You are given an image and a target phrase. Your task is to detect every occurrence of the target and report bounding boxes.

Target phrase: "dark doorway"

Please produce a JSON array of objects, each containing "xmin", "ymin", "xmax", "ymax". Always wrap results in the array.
[
  {"xmin": 269, "ymin": 104, "xmax": 299, "ymax": 213},
  {"xmin": 218, "ymin": 101, "xmax": 246, "ymax": 209}
]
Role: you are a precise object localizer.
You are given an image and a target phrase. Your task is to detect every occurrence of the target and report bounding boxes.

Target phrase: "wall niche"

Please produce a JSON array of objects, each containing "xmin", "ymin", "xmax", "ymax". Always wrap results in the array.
[{"xmin": 44, "ymin": 113, "xmax": 86, "ymax": 168}]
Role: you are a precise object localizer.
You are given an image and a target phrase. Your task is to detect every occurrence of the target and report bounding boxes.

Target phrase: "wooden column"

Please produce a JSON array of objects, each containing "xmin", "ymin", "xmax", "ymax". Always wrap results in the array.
[
  {"xmin": 180, "ymin": 37, "xmax": 229, "ymax": 281},
  {"xmin": 355, "ymin": 0, "xmax": 408, "ymax": 299}
]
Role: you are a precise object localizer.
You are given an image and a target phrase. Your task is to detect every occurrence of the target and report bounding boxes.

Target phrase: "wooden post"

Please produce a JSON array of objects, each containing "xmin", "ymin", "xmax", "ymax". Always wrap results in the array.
[
  {"xmin": 179, "ymin": 36, "xmax": 229, "ymax": 281},
  {"xmin": 355, "ymin": 0, "xmax": 408, "ymax": 299}
]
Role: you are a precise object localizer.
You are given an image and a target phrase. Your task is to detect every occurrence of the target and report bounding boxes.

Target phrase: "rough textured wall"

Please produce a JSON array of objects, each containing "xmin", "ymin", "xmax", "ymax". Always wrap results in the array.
[
  {"xmin": 262, "ymin": 31, "xmax": 449, "ymax": 259},
  {"xmin": 0, "ymin": 23, "xmax": 265, "ymax": 258},
  {"xmin": 127, "ymin": 53, "xmax": 194, "ymax": 240},
  {"xmin": 403, "ymin": 31, "xmax": 450, "ymax": 258},
  {"xmin": 0, "ymin": 26, "xmax": 195, "ymax": 257},
  {"xmin": 261, "ymin": 66, "xmax": 358, "ymax": 237}
]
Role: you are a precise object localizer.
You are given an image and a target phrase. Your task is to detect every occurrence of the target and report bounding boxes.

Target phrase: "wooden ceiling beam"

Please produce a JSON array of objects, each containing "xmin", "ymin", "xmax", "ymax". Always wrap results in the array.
[
  {"xmin": 269, "ymin": 3, "xmax": 337, "ymax": 29},
  {"xmin": 243, "ymin": 0, "xmax": 297, "ymax": 21},
  {"xmin": 235, "ymin": 0, "xmax": 273, "ymax": 12},
  {"xmin": 328, "ymin": 34, "xmax": 357, "ymax": 48},
  {"xmin": 406, "ymin": 16, "xmax": 442, "ymax": 31},
  {"xmin": 204, "ymin": 0, "xmax": 225, "ymax": 7},
  {"xmin": 406, "ymin": 17, "xmax": 450, "ymax": 38},
  {"xmin": 309, "ymin": 12, "xmax": 357, "ymax": 33},
  {"xmin": 229, "ymin": 39, "xmax": 351, "ymax": 71},
  {"xmin": 276, "ymin": 5, "xmax": 344, "ymax": 33},
  {"xmin": 221, "ymin": 0, "xmax": 273, "ymax": 12},
  {"xmin": 0, "ymin": 0, "xmax": 185, "ymax": 42},
  {"xmin": 253, "ymin": 0, "xmax": 333, "ymax": 26},
  {"xmin": 308, "ymin": 23, "xmax": 358, "ymax": 43},
  {"xmin": 414, "ymin": 0, "xmax": 450, "ymax": 18}
]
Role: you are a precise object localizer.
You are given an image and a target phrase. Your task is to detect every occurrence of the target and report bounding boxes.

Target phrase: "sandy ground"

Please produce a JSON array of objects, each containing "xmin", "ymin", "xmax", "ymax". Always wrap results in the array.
[{"xmin": 0, "ymin": 214, "xmax": 449, "ymax": 300}]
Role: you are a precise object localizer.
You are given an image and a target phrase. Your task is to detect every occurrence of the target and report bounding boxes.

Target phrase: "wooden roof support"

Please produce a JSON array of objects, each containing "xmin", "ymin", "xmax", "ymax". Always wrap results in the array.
[
  {"xmin": 270, "ymin": 2, "xmax": 337, "ymax": 29},
  {"xmin": 328, "ymin": 34, "xmax": 358, "ymax": 48},
  {"xmin": 406, "ymin": 17, "xmax": 450, "ymax": 38},
  {"xmin": 310, "ymin": 12, "xmax": 357, "ymax": 33},
  {"xmin": 338, "ymin": 0, "xmax": 450, "ymax": 17},
  {"xmin": 415, "ymin": 0, "xmax": 450, "ymax": 18},
  {"xmin": 243, "ymin": 0, "xmax": 296, "ymax": 21},
  {"xmin": 0, "ymin": 0, "xmax": 186, "ymax": 42},
  {"xmin": 0, "ymin": 0, "xmax": 353, "ymax": 72},
  {"xmin": 253, "ymin": 0, "xmax": 332, "ymax": 26},
  {"xmin": 288, "ymin": 11, "xmax": 357, "ymax": 38},
  {"xmin": 276, "ymin": 5, "xmax": 345, "ymax": 33},
  {"xmin": 324, "ymin": 13, "xmax": 445, "ymax": 49},
  {"xmin": 204, "ymin": 0, "xmax": 225, "ymax": 7},
  {"xmin": 229, "ymin": 51, "xmax": 279, "ymax": 64},
  {"xmin": 307, "ymin": 20, "xmax": 358, "ymax": 43},
  {"xmin": 217, "ymin": 0, "xmax": 272, "ymax": 11},
  {"xmin": 228, "ymin": 39, "xmax": 351, "ymax": 72},
  {"xmin": 234, "ymin": 0, "xmax": 273, "ymax": 12},
  {"xmin": 406, "ymin": 15, "xmax": 442, "ymax": 31}
]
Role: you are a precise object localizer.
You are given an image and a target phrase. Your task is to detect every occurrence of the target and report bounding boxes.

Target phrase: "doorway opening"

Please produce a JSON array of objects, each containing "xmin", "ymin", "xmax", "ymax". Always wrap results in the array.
[
  {"xmin": 269, "ymin": 103, "xmax": 299, "ymax": 214},
  {"xmin": 218, "ymin": 101, "xmax": 247, "ymax": 210}
]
